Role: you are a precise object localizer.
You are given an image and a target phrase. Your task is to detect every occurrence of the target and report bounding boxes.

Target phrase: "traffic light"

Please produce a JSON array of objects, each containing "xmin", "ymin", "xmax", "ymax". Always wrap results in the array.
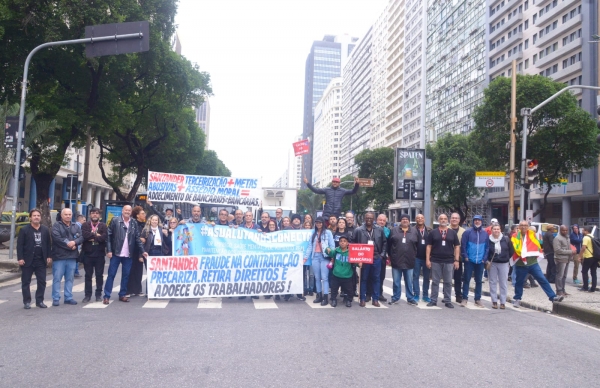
[{"xmin": 526, "ymin": 159, "xmax": 539, "ymax": 184}]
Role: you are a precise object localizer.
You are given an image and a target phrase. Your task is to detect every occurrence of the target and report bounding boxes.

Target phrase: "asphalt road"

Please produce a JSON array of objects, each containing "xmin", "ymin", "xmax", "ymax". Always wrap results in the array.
[{"xmin": 0, "ymin": 267, "xmax": 599, "ymax": 387}]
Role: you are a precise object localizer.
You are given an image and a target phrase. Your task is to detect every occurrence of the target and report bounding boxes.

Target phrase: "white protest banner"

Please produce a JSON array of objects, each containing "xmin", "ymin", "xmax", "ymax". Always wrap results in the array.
[{"xmin": 147, "ymin": 171, "xmax": 261, "ymax": 207}]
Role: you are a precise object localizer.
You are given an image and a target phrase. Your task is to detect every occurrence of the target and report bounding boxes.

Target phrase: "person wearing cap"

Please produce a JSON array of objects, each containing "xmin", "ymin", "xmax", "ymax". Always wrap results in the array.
[
  {"xmin": 543, "ymin": 224, "xmax": 557, "ymax": 283},
  {"xmin": 325, "ymin": 235, "xmax": 353, "ymax": 307},
  {"xmin": 460, "ymin": 215, "xmax": 489, "ymax": 307},
  {"xmin": 303, "ymin": 176, "xmax": 359, "ymax": 221},
  {"xmin": 304, "ymin": 216, "xmax": 335, "ymax": 306},
  {"xmin": 388, "ymin": 214, "xmax": 419, "ymax": 305}
]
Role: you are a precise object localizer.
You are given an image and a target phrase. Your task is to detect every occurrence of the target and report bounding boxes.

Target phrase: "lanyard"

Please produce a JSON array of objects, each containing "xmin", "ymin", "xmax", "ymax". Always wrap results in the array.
[
  {"xmin": 91, "ymin": 222, "xmax": 99, "ymax": 233},
  {"xmin": 418, "ymin": 227, "xmax": 425, "ymax": 238},
  {"xmin": 366, "ymin": 228, "xmax": 373, "ymax": 240}
]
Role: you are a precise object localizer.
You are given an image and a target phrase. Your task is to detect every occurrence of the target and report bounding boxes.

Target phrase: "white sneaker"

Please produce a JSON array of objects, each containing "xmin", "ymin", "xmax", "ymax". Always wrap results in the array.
[{"xmin": 513, "ymin": 300, "xmax": 520, "ymax": 308}]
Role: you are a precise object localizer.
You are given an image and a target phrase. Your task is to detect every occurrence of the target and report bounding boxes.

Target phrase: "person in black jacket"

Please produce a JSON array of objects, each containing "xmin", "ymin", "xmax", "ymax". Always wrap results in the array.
[
  {"xmin": 487, "ymin": 224, "xmax": 514, "ymax": 309},
  {"xmin": 17, "ymin": 208, "xmax": 52, "ymax": 309},
  {"xmin": 388, "ymin": 214, "xmax": 419, "ymax": 306},
  {"xmin": 51, "ymin": 208, "xmax": 84, "ymax": 306},
  {"xmin": 412, "ymin": 214, "xmax": 432, "ymax": 303},
  {"xmin": 134, "ymin": 214, "xmax": 171, "ymax": 296},
  {"xmin": 304, "ymin": 176, "xmax": 359, "ymax": 221},
  {"xmin": 81, "ymin": 208, "xmax": 108, "ymax": 303},
  {"xmin": 104, "ymin": 205, "xmax": 147, "ymax": 304},
  {"xmin": 353, "ymin": 212, "xmax": 387, "ymax": 307}
]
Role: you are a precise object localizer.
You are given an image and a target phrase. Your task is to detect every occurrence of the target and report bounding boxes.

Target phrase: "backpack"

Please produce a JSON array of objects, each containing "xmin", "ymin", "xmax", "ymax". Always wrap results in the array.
[{"xmin": 590, "ymin": 237, "xmax": 600, "ymax": 260}]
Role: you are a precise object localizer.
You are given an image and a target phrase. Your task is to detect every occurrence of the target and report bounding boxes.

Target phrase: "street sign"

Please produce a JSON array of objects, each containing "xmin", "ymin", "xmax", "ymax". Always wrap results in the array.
[
  {"xmin": 475, "ymin": 171, "xmax": 505, "ymax": 188},
  {"xmin": 348, "ymin": 244, "xmax": 374, "ymax": 264},
  {"xmin": 65, "ymin": 174, "xmax": 78, "ymax": 200},
  {"xmin": 85, "ymin": 21, "xmax": 150, "ymax": 58},
  {"xmin": 395, "ymin": 148, "xmax": 425, "ymax": 200},
  {"xmin": 356, "ymin": 178, "xmax": 374, "ymax": 187}
]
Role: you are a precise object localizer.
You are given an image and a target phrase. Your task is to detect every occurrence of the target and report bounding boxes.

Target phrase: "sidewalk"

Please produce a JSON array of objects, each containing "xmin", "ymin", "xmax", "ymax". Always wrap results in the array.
[{"xmin": 0, "ymin": 247, "xmax": 22, "ymax": 284}]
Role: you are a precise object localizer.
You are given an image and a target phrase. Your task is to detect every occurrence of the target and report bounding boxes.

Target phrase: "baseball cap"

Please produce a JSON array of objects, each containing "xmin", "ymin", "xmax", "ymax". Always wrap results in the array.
[
  {"xmin": 491, "ymin": 218, "xmax": 498, "ymax": 223},
  {"xmin": 332, "ymin": 177, "xmax": 341, "ymax": 183}
]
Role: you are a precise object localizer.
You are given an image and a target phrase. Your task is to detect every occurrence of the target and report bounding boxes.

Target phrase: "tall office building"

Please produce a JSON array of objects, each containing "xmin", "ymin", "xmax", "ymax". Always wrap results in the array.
[
  {"xmin": 195, "ymin": 99, "xmax": 211, "ymax": 149},
  {"xmin": 369, "ymin": 7, "xmax": 389, "ymax": 150},
  {"xmin": 340, "ymin": 28, "xmax": 374, "ymax": 177},
  {"xmin": 425, "ymin": 1, "xmax": 486, "ymax": 139},
  {"xmin": 384, "ymin": 0, "xmax": 406, "ymax": 149},
  {"xmin": 313, "ymin": 78, "xmax": 343, "ymax": 187},
  {"xmin": 302, "ymin": 34, "xmax": 358, "ymax": 187}
]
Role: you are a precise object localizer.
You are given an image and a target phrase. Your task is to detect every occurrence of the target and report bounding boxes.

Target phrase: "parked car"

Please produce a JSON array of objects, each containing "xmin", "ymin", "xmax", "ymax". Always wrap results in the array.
[{"xmin": 0, "ymin": 212, "xmax": 30, "ymax": 243}]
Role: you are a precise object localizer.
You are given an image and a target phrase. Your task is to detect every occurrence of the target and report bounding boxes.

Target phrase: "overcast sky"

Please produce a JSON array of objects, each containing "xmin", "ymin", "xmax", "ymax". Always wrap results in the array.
[{"xmin": 175, "ymin": 0, "xmax": 388, "ymax": 185}]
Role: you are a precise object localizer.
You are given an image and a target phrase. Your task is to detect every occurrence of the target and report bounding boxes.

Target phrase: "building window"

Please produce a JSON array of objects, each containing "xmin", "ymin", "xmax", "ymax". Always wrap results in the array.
[
  {"xmin": 533, "ymin": 54, "xmax": 537, "ymax": 64},
  {"xmin": 525, "ymin": 39, "xmax": 529, "ymax": 49},
  {"xmin": 533, "ymin": 14, "xmax": 537, "ymax": 24},
  {"xmin": 525, "ymin": 20, "xmax": 529, "ymax": 30},
  {"xmin": 533, "ymin": 33, "xmax": 537, "ymax": 44},
  {"xmin": 525, "ymin": 59, "xmax": 529, "ymax": 69}
]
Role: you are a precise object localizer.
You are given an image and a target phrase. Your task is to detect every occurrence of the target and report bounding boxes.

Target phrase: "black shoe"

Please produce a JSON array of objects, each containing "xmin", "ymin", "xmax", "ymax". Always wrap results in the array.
[
  {"xmin": 455, "ymin": 296, "xmax": 463, "ymax": 303},
  {"xmin": 95, "ymin": 296, "xmax": 102, "ymax": 302},
  {"xmin": 24, "ymin": 303, "xmax": 31, "ymax": 309},
  {"xmin": 530, "ymin": 282, "xmax": 539, "ymax": 288},
  {"xmin": 313, "ymin": 293, "xmax": 323, "ymax": 303},
  {"xmin": 345, "ymin": 300, "xmax": 352, "ymax": 307},
  {"xmin": 238, "ymin": 296, "xmax": 247, "ymax": 299},
  {"xmin": 296, "ymin": 295, "xmax": 306, "ymax": 301},
  {"xmin": 251, "ymin": 296, "xmax": 259, "ymax": 299},
  {"xmin": 330, "ymin": 298, "xmax": 337, "ymax": 307},
  {"xmin": 264, "ymin": 295, "xmax": 272, "ymax": 299},
  {"xmin": 321, "ymin": 295, "xmax": 329, "ymax": 306},
  {"xmin": 365, "ymin": 295, "xmax": 372, "ymax": 302},
  {"xmin": 274, "ymin": 295, "xmax": 281, "ymax": 301},
  {"xmin": 82, "ymin": 296, "xmax": 91, "ymax": 303},
  {"xmin": 309, "ymin": 291, "xmax": 314, "ymax": 296},
  {"xmin": 378, "ymin": 296, "xmax": 387, "ymax": 302},
  {"xmin": 36, "ymin": 302, "xmax": 47, "ymax": 308},
  {"xmin": 426, "ymin": 301, "xmax": 437, "ymax": 307},
  {"xmin": 445, "ymin": 302, "xmax": 455, "ymax": 308},
  {"xmin": 74, "ymin": 273, "xmax": 82, "ymax": 278},
  {"xmin": 578, "ymin": 288, "xmax": 589, "ymax": 292}
]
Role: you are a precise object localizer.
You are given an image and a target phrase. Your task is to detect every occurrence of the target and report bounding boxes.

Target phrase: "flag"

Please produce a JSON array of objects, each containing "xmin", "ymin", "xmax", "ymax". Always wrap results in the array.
[{"xmin": 293, "ymin": 139, "xmax": 310, "ymax": 156}]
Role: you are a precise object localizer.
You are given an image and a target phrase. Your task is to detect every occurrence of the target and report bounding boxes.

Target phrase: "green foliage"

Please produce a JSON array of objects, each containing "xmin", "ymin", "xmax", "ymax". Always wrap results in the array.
[
  {"xmin": 337, "ymin": 175, "xmax": 369, "ymax": 215},
  {"xmin": 296, "ymin": 189, "xmax": 323, "ymax": 216},
  {"xmin": 197, "ymin": 150, "xmax": 231, "ymax": 177},
  {"xmin": 471, "ymin": 74, "xmax": 600, "ymax": 216},
  {"xmin": 354, "ymin": 148, "xmax": 394, "ymax": 214},
  {"xmin": 426, "ymin": 134, "xmax": 484, "ymax": 223}
]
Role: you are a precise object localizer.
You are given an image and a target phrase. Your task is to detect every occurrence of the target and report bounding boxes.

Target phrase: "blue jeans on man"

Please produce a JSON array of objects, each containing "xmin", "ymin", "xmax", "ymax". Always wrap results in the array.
[
  {"xmin": 391, "ymin": 267, "xmax": 415, "ymax": 302},
  {"xmin": 104, "ymin": 256, "xmax": 133, "ymax": 299},
  {"xmin": 413, "ymin": 258, "xmax": 430, "ymax": 300},
  {"xmin": 360, "ymin": 257, "xmax": 382, "ymax": 301},
  {"xmin": 462, "ymin": 260, "xmax": 484, "ymax": 301},
  {"xmin": 514, "ymin": 262, "xmax": 557, "ymax": 301},
  {"xmin": 52, "ymin": 259, "xmax": 77, "ymax": 302}
]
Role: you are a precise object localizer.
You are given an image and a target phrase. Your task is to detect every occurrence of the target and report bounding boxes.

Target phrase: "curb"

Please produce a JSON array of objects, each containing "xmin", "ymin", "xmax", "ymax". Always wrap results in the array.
[{"xmin": 0, "ymin": 261, "xmax": 19, "ymax": 270}]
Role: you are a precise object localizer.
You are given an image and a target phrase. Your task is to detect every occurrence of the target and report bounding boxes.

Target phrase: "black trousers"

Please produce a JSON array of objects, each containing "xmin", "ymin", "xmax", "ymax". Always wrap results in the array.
[
  {"xmin": 21, "ymin": 259, "xmax": 46, "ymax": 304},
  {"xmin": 366, "ymin": 261, "xmax": 387, "ymax": 297},
  {"xmin": 127, "ymin": 257, "xmax": 147, "ymax": 295},
  {"xmin": 84, "ymin": 254, "xmax": 106, "ymax": 297},
  {"xmin": 330, "ymin": 275, "xmax": 353, "ymax": 301},
  {"xmin": 582, "ymin": 258, "xmax": 599, "ymax": 291},
  {"xmin": 453, "ymin": 260, "xmax": 463, "ymax": 298},
  {"xmin": 545, "ymin": 253, "xmax": 556, "ymax": 283}
]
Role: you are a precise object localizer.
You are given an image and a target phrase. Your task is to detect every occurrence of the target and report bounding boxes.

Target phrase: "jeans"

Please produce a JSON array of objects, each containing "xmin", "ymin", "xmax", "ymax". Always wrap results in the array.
[
  {"xmin": 84, "ymin": 255, "xmax": 105, "ymax": 297},
  {"xmin": 514, "ymin": 262, "xmax": 557, "ymax": 301},
  {"xmin": 311, "ymin": 253, "xmax": 330, "ymax": 294},
  {"xmin": 489, "ymin": 262, "xmax": 509, "ymax": 304},
  {"xmin": 462, "ymin": 261, "xmax": 484, "ymax": 301},
  {"xmin": 21, "ymin": 259, "xmax": 46, "ymax": 304},
  {"xmin": 360, "ymin": 257, "xmax": 382, "ymax": 301},
  {"xmin": 413, "ymin": 258, "xmax": 430, "ymax": 299},
  {"xmin": 52, "ymin": 259, "xmax": 76, "ymax": 301},
  {"xmin": 431, "ymin": 262, "xmax": 454, "ymax": 304},
  {"xmin": 104, "ymin": 256, "xmax": 133, "ymax": 299},
  {"xmin": 392, "ymin": 267, "xmax": 415, "ymax": 302}
]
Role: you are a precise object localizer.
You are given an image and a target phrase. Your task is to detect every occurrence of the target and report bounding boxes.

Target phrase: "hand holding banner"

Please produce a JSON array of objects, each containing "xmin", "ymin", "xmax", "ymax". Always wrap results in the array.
[{"xmin": 348, "ymin": 244, "xmax": 374, "ymax": 264}]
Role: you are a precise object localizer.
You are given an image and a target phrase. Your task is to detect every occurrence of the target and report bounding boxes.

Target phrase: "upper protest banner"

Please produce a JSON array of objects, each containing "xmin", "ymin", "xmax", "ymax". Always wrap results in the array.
[
  {"xmin": 147, "ymin": 171, "xmax": 261, "ymax": 207},
  {"xmin": 147, "ymin": 224, "xmax": 311, "ymax": 298},
  {"xmin": 292, "ymin": 139, "xmax": 310, "ymax": 156}
]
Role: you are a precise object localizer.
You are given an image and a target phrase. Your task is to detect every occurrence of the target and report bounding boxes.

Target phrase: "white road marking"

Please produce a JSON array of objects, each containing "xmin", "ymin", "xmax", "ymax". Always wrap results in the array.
[
  {"xmin": 83, "ymin": 300, "xmax": 113, "ymax": 309},
  {"xmin": 304, "ymin": 297, "xmax": 333, "ymax": 308},
  {"xmin": 197, "ymin": 298, "xmax": 222, "ymax": 308},
  {"xmin": 252, "ymin": 298, "xmax": 278, "ymax": 309},
  {"xmin": 71, "ymin": 275, "xmax": 107, "ymax": 293},
  {"xmin": 0, "ymin": 300, "xmax": 7, "ymax": 305},
  {"xmin": 143, "ymin": 299, "xmax": 170, "ymax": 308}
]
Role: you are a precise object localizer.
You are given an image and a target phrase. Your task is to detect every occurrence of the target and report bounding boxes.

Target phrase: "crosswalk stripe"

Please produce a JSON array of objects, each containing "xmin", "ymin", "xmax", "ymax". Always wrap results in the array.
[
  {"xmin": 303, "ymin": 296, "xmax": 333, "ymax": 308},
  {"xmin": 197, "ymin": 298, "xmax": 222, "ymax": 308},
  {"xmin": 83, "ymin": 300, "xmax": 113, "ymax": 309},
  {"xmin": 1, "ymin": 278, "xmax": 23, "ymax": 288},
  {"xmin": 0, "ymin": 300, "xmax": 7, "ymax": 305},
  {"xmin": 143, "ymin": 299, "xmax": 169, "ymax": 308},
  {"xmin": 252, "ymin": 298, "xmax": 278, "ymax": 309},
  {"xmin": 71, "ymin": 275, "xmax": 107, "ymax": 293}
]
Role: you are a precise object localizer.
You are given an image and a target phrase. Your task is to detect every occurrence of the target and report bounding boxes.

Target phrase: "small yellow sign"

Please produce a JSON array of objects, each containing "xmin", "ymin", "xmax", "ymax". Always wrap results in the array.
[{"xmin": 475, "ymin": 171, "xmax": 505, "ymax": 177}]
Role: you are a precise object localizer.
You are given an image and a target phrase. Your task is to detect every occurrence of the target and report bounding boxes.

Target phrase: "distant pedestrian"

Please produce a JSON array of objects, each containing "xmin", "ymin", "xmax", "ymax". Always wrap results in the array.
[
  {"xmin": 460, "ymin": 215, "xmax": 489, "ymax": 308},
  {"xmin": 412, "ymin": 214, "xmax": 432, "ymax": 303},
  {"xmin": 570, "ymin": 224, "xmax": 583, "ymax": 285},
  {"xmin": 80, "ymin": 208, "xmax": 108, "ymax": 303},
  {"xmin": 51, "ymin": 208, "xmax": 84, "ymax": 306},
  {"xmin": 304, "ymin": 216, "xmax": 335, "ymax": 306},
  {"xmin": 543, "ymin": 225, "xmax": 557, "ymax": 283},
  {"xmin": 487, "ymin": 224, "xmax": 513, "ymax": 309},
  {"xmin": 579, "ymin": 226, "xmax": 598, "ymax": 292},
  {"xmin": 553, "ymin": 225, "xmax": 574, "ymax": 297},
  {"xmin": 511, "ymin": 221, "xmax": 564, "ymax": 308},
  {"xmin": 426, "ymin": 214, "xmax": 460, "ymax": 308},
  {"xmin": 17, "ymin": 208, "xmax": 52, "ymax": 309},
  {"xmin": 387, "ymin": 214, "xmax": 418, "ymax": 306}
]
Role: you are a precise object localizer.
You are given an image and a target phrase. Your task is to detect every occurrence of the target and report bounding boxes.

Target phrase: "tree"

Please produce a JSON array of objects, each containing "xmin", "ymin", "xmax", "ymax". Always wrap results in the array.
[
  {"xmin": 335, "ymin": 175, "xmax": 368, "ymax": 216},
  {"xmin": 196, "ymin": 150, "xmax": 231, "ymax": 177},
  {"xmin": 296, "ymin": 189, "xmax": 323, "ymax": 216},
  {"xmin": 354, "ymin": 148, "xmax": 394, "ymax": 214},
  {"xmin": 426, "ymin": 134, "xmax": 484, "ymax": 224},
  {"xmin": 471, "ymin": 75, "xmax": 600, "ymax": 217}
]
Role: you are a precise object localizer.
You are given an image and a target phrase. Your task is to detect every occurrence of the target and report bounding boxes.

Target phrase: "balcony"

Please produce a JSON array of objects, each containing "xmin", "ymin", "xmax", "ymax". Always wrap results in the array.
[
  {"xmin": 549, "ymin": 61, "xmax": 582, "ymax": 82},
  {"xmin": 535, "ymin": 37, "xmax": 582, "ymax": 69},
  {"xmin": 489, "ymin": 32, "xmax": 522, "ymax": 58},
  {"xmin": 489, "ymin": 3, "xmax": 508, "ymax": 26},
  {"xmin": 536, "ymin": 14, "xmax": 581, "ymax": 48},
  {"xmin": 536, "ymin": 0, "xmax": 553, "ymax": 8},
  {"xmin": 489, "ymin": 13, "xmax": 522, "ymax": 41},
  {"xmin": 538, "ymin": 0, "xmax": 576, "ymax": 27},
  {"xmin": 489, "ymin": 52, "xmax": 523, "ymax": 76}
]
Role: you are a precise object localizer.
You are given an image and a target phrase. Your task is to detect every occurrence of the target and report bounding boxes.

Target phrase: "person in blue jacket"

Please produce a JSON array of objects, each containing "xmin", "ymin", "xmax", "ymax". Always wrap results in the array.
[
  {"xmin": 304, "ymin": 216, "xmax": 335, "ymax": 306},
  {"xmin": 460, "ymin": 215, "xmax": 489, "ymax": 307}
]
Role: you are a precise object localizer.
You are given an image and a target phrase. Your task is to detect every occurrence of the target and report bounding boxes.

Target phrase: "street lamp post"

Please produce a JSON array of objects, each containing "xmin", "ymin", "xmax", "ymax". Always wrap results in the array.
[{"xmin": 519, "ymin": 85, "xmax": 600, "ymax": 222}]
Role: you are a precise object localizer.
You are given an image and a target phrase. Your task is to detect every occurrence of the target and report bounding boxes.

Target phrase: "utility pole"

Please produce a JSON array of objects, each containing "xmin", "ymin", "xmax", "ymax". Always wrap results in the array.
[
  {"xmin": 508, "ymin": 60, "xmax": 517, "ymax": 227},
  {"xmin": 81, "ymin": 129, "xmax": 91, "ymax": 209}
]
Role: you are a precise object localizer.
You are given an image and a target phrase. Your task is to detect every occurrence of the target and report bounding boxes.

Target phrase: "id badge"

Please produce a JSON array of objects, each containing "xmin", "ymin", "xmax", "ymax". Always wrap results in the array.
[
  {"xmin": 402, "ymin": 238, "xmax": 406, "ymax": 244},
  {"xmin": 421, "ymin": 239, "xmax": 425, "ymax": 245},
  {"xmin": 368, "ymin": 240, "xmax": 374, "ymax": 245},
  {"xmin": 157, "ymin": 238, "xmax": 161, "ymax": 244},
  {"xmin": 442, "ymin": 240, "xmax": 446, "ymax": 246}
]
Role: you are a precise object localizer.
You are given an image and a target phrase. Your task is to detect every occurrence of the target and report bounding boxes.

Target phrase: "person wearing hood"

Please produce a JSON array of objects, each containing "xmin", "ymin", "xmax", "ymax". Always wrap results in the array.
[
  {"xmin": 460, "ymin": 215, "xmax": 489, "ymax": 307},
  {"xmin": 387, "ymin": 214, "xmax": 419, "ymax": 305},
  {"xmin": 570, "ymin": 224, "xmax": 583, "ymax": 285}
]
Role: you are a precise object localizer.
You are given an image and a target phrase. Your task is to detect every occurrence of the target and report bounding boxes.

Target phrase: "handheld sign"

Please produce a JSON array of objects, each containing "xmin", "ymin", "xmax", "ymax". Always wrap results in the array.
[
  {"xmin": 293, "ymin": 139, "xmax": 310, "ymax": 156},
  {"xmin": 348, "ymin": 244, "xmax": 374, "ymax": 264}
]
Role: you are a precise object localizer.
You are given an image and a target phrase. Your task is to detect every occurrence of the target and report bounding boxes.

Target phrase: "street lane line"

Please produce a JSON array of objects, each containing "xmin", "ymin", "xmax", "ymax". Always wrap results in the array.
[
  {"xmin": 303, "ymin": 297, "xmax": 333, "ymax": 308},
  {"xmin": 546, "ymin": 313, "xmax": 600, "ymax": 332},
  {"xmin": 252, "ymin": 298, "xmax": 278, "ymax": 309},
  {"xmin": 83, "ymin": 300, "xmax": 113, "ymax": 309},
  {"xmin": 364, "ymin": 301, "xmax": 388, "ymax": 309},
  {"xmin": 0, "ymin": 300, "xmax": 7, "ymax": 305},
  {"xmin": 143, "ymin": 299, "xmax": 170, "ymax": 308},
  {"xmin": 197, "ymin": 298, "xmax": 222, "ymax": 308}
]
